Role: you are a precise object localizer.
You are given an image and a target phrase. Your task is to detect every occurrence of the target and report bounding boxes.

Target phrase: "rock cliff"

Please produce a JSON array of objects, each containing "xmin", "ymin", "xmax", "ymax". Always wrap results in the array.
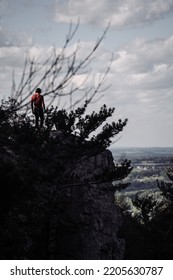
[
  {"xmin": 0, "ymin": 134, "xmax": 124, "ymax": 260},
  {"xmin": 48, "ymin": 149, "xmax": 125, "ymax": 259}
]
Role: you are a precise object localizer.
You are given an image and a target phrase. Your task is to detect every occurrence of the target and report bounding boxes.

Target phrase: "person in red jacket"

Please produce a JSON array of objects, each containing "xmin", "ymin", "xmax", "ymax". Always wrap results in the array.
[{"xmin": 31, "ymin": 88, "xmax": 45, "ymax": 128}]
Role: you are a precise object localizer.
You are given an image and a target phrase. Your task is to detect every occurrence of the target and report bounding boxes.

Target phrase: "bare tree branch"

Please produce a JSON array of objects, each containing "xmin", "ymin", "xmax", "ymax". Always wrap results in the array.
[{"xmin": 12, "ymin": 22, "xmax": 112, "ymax": 112}]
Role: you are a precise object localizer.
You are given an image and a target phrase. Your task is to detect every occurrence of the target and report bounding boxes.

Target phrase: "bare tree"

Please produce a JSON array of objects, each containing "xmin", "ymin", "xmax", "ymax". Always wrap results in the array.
[{"xmin": 11, "ymin": 22, "xmax": 112, "ymax": 112}]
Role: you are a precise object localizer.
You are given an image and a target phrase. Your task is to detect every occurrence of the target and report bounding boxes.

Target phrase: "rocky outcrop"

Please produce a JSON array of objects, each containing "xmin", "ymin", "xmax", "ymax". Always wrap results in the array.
[
  {"xmin": 0, "ymin": 139, "xmax": 124, "ymax": 259},
  {"xmin": 47, "ymin": 149, "xmax": 124, "ymax": 259}
]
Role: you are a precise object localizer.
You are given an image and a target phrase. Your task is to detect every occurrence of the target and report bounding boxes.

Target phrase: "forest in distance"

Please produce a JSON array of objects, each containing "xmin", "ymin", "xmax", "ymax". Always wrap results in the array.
[
  {"xmin": 111, "ymin": 147, "xmax": 173, "ymax": 260},
  {"xmin": 111, "ymin": 147, "xmax": 173, "ymax": 192}
]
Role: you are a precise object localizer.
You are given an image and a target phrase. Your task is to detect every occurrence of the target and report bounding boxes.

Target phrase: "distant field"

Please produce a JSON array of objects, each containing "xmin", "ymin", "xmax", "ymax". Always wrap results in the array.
[
  {"xmin": 111, "ymin": 147, "xmax": 173, "ymax": 160},
  {"xmin": 111, "ymin": 147, "xmax": 173, "ymax": 191}
]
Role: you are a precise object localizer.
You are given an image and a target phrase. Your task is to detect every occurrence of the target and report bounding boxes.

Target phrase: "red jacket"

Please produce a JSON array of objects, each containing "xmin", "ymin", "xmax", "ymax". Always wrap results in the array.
[{"xmin": 31, "ymin": 93, "xmax": 45, "ymax": 110}]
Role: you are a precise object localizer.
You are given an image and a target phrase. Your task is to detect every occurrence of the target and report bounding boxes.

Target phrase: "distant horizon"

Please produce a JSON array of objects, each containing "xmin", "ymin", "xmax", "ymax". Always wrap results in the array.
[
  {"xmin": 111, "ymin": 146, "xmax": 173, "ymax": 149},
  {"xmin": 110, "ymin": 146, "xmax": 173, "ymax": 152}
]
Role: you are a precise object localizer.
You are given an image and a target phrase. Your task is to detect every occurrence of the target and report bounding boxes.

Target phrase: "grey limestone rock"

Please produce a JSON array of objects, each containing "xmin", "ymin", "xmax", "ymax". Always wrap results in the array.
[{"xmin": 48, "ymin": 149, "xmax": 125, "ymax": 259}]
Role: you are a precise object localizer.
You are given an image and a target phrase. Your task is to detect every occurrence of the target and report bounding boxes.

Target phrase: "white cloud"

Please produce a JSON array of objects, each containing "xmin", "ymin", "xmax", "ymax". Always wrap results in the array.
[
  {"xmin": 110, "ymin": 36, "xmax": 173, "ymax": 90},
  {"xmin": 1, "ymin": 34, "xmax": 173, "ymax": 106},
  {"xmin": 0, "ymin": 45, "xmax": 47, "ymax": 98},
  {"xmin": 0, "ymin": 0, "xmax": 33, "ymax": 47},
  {"xmin": 0, "ymin": 39, "xmax": 102, "ymax": 99},
  {"xmin": 0, "ymin": 0, "xmax": 9, "ymax": 12},
  {"xmin": 0, "ymin": 26, "xmax": 10, "ymax": 47},
  {"xmin": 0, "ymin": 26, "xmax": 33, "ymax": 47},
  {"xmin": 101, "ymin": 35, "xmax": 173, "ymax": 147},
  {"xmin": 53, "ymin": 0, "xmax": 173, "ymax": 28}
]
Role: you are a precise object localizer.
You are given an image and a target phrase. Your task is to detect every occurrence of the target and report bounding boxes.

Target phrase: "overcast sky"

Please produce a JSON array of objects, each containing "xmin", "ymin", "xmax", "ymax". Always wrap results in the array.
[{"xmin": 0, "ymin": 0, "xmax": 173, "ymax": 148}]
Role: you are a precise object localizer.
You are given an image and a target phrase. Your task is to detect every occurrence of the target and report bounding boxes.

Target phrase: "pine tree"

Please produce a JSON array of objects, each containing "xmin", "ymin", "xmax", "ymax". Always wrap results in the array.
[{"xmin": 157, "ymin": 165, "xmax": 173, "ymax": 202}]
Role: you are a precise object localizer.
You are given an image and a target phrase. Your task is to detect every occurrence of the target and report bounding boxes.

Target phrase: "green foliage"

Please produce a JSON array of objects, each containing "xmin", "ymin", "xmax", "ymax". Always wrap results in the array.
[
  {"xmin": 132, "ymin": 194, "xmax": 158, "ymax": 224},
  {"xmin": 0, "ymin": 97, "xmax": 131, "ymax": 259},
  {"xmin": 120, "ymin": 196, "xmax": 173, "ymax": 260},
  {"xmin": 44, "ymin": 103, "xmax": 128, "ymax": 156},
  {"xmin": 157, "ymin": 167, "xmax": 173, "ymax": 201},
  {"xmin": 118, "ymin": 161, "xmax": 173, "ymax": 260}
]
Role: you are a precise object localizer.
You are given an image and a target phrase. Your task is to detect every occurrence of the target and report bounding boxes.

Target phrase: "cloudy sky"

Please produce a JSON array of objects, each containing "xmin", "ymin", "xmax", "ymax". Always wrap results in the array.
[{"xmin": 0, "ymin": 0, "xmax": 173, "ymax": 148}]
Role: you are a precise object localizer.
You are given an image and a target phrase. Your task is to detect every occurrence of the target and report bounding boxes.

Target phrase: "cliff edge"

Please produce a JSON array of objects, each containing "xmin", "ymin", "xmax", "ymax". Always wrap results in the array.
[{"xmin": 48, "ymin": 149, "xmax": 124, "ymax": 259}]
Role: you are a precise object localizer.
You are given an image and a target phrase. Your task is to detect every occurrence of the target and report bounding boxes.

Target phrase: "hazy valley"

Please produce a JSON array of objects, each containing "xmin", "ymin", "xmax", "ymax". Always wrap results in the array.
[{"xmin": 112, "ymin": 147, "xmax": 173, "ymax": 192}]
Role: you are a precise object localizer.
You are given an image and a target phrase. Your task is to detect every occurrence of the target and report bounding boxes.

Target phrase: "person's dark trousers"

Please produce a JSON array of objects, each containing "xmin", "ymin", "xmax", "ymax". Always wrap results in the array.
[{"xmin": 34, "ymin": 108, "xmax": 44, "ymax": 128}]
